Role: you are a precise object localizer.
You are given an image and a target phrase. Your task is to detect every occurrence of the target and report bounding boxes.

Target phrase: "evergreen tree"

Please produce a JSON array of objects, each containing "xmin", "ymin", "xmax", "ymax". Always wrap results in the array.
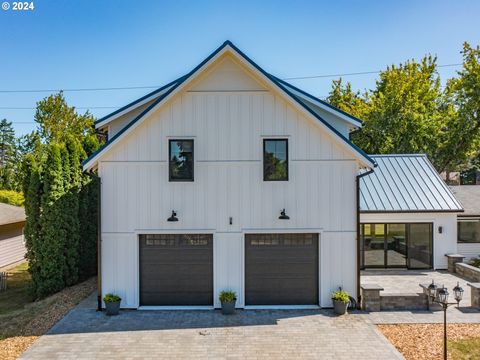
[
  {"xmin": 38, "ymin": 143, "xmax": 66, "ymax": 297},
  {"xmin": 22, "ymin": 154, "xmax": 43, "ymax": 292},
  {"xmin": 0, "ymin": 119, "xmax": 18, "ymax": 190}
]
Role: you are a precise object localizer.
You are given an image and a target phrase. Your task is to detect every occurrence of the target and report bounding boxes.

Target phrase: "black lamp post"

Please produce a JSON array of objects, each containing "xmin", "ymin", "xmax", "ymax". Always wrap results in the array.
[{"xmin": 425, "ymin": 280, "xmax": 464, "ymax": 360}]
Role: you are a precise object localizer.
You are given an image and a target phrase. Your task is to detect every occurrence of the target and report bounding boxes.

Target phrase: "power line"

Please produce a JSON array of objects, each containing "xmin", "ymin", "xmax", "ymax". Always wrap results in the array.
[
  {"xmin": 0, "ymin": 63, "xmax": 463, "ymax": 94},
  {"xmin": 0, "ymin": 106, "xmax": 118, "ymax": 110},
  {"xmin": 281, "ymin": 63, "xmax": 462, "ymax": 80},
  {"xmin": 0, "ymin": 85, "xmax": 161, "ymax": 94}
]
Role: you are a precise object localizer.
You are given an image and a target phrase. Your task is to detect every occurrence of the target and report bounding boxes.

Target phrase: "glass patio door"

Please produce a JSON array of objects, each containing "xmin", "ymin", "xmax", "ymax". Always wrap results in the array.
[
  {"xmin": 361, "ymin": 223, "xmax": 432, "ymax": 269},
  {"xmin": 386, "ymin": 224, "xmax": 407, "ymax": 267},
  {"xmin": 407, "ymin": 223, "xmax": 433, "ymax": 269}
]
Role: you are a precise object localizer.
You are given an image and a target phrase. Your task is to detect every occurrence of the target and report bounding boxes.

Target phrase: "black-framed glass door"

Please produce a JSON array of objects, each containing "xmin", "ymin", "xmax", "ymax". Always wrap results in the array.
[{"xmin": 361, "ymin": 223, "xmax": 433, "ymax": 269}]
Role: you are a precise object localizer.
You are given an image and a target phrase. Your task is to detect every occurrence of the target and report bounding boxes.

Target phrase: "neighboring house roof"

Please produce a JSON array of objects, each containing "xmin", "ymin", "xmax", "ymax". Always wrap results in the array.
[
  {"xmin": 449, "ymin": 185, "xmax": 480, "ymax": 217},
  {"xmin": 83, "ymin": 40, "xmax": 376, "ymax": 171},
  {"xmin": 360, "ymin": 154, "xmax": 463, "ymax": 213},
  {"xmin": 0, "ymin": 203, "xmax": 26, "ymax": 226}
]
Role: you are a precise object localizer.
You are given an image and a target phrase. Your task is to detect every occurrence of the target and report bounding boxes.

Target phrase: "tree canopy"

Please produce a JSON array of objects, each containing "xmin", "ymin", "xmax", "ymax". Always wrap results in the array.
[{"xmin": 327, "ymin": 42, "xmax": 480, "ymax": 178}]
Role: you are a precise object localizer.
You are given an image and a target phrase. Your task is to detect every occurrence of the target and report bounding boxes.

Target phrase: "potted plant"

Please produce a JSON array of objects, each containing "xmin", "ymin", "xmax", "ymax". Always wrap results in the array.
[
  {"xmin": 332, "ymin": 289, "xmax": 349, "ymax": 315},
  {"xmin": 219, "ymin": 290, "xmax": 237, "ymax": 315},
  {"xmin": 104, "ymin": 293, "xmax": 121, "ymax": 316}
]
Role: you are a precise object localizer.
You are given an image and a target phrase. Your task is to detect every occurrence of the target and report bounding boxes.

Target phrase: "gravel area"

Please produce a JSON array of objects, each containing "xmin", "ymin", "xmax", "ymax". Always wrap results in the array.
[
  {"xmin": 0, "ymin": 277, "xmax": 96, "ymax": 360},
  {"xmin": 378, "ymin": 323, "xmax": 480, "ymax": 360}
]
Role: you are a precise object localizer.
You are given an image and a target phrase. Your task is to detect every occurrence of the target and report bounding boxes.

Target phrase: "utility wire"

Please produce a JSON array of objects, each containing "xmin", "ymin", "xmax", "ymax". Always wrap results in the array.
[
  {"xmin": 0, "ymin": 106, "xmax": 118, "ymax": 110},
  {"xmin": 0, "ymin": 63, "xmax": 462, "ymax": 94},
  {"xmin": 281, "ymin": 63, "xmax": 462, "ymax": 80}
]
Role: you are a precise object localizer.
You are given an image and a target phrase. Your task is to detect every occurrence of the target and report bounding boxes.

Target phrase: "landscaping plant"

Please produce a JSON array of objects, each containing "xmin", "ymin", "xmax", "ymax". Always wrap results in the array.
[
  {"xmin": 219, "ymin": 290, "xmax": 237, "ymax": 315},
  {"xmin": 103, "ymin": 293, "xmax": 121, "ymax": 316},
  {"xmin": 332, "ymin": 289, "xmax": 350, "ymax": 315}
]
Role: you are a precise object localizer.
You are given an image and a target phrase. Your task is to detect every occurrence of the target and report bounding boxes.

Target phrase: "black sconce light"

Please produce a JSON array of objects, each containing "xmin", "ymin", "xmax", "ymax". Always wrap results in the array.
[
  {"xmin": 438, "ymin": 226, "xmax": 443, "ymax": 234},
  {"xmin": 279, "ymin": 209, "xmax": 290, "ymax": 220},
  {"xmin": 167, "ymin": 210, "xmax": 178, "ymax": 222}
]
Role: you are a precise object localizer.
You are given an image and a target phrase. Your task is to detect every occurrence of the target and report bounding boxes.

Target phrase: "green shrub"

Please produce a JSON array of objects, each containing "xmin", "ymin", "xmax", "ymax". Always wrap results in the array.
[
  {"xmin": 219, "ymin": 290, "xmax": 237, "ymax": 303},
  {"xmin": 470, "ymin": 256, "xmax": 480, "ymax": 268},
  {"xmin": 332, "ymin": 289, "xmax": 350, "ymax": 303},
  {"xmin": 103, "ymin": 293, "xmax": 121, "ymax": 303},
  {"xmin": 0, "ymin": 190, "xmax": 24, "ymax": 207}
]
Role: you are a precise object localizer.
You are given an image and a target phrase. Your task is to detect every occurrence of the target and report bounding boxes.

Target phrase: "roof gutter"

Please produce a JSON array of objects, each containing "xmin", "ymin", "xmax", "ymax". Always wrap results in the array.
[{"xmin": 356, "ymin": 168, "xmax": 374, "ymax": 308}]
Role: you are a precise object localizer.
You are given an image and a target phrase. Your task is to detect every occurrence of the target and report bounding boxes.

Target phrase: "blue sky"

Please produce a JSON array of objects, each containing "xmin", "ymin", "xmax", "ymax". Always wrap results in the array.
[{"xmin": 1, "ymin": 0, "xmax": 479, "ymax": 136}]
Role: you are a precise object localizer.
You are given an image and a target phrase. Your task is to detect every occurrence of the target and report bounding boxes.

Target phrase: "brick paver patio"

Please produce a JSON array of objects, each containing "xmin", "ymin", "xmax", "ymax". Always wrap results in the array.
[{"xmin": 20, "ymin": 294, "xmax": 403, "ymax": 360}]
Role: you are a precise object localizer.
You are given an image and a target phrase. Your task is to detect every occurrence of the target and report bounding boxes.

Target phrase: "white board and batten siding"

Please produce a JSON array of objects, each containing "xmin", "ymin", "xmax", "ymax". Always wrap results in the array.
[{"xmin": 99, "ymin": 55, "xmax": 361, "ymax": 308}]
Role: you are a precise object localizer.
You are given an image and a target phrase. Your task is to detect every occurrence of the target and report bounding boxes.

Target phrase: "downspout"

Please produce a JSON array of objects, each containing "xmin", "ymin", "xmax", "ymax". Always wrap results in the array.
[
  {"xmin": 356, "ymin": 168, "xmax": 374, "ymax": 308},
  {"xmin": 97, "ymin": 176, "xmax": 102, "ymax": 312}
]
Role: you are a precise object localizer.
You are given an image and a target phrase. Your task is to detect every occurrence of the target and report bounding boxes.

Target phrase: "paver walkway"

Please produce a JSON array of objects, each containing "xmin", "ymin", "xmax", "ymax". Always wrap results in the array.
[
  {"xmin": 20, "ymin": 294, "xmax": 403, "ymax": 360},
  {"xmin": 361, "ymin": 269, "xmax": 472, "ymax": 306}
]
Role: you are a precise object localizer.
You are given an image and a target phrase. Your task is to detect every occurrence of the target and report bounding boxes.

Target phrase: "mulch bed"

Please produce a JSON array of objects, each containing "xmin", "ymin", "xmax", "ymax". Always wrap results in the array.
[
  {"xmin": 0, "ymin": 277, "xmax": 96, "ymax": 360},
  {"xmin": 378, "ymin": 323, "xmax": 480, "ymax": 360}
]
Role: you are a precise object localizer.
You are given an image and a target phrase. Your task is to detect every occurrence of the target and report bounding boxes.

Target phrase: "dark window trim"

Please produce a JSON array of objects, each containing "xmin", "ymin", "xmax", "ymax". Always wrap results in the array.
[
  {"xmin": 169, "ymin": 139, "xmax": 194, "ymax": 182},
  {"xmin": 360, "ymin": 222, "xmax": 433, "ymax": 270},
  {"xmin": 263, "ymin": 138, "xmax": 289, "ymax": 182},
  {"xmin": 457, "ymin": 218, "xmax": 480, "ymax": 243}
]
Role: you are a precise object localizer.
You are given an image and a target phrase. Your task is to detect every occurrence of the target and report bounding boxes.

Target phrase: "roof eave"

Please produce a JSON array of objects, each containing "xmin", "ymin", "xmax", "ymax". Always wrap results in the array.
[{"xmin": 84, "ymin": 41, "xmax": 376, "ymax": 171}]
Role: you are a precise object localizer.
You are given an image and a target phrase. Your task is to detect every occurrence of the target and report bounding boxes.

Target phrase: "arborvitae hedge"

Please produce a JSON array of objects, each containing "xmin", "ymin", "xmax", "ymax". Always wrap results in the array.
[{"xmin": 23, "ymin": 137, "xmax": 99, "ymax": 298}]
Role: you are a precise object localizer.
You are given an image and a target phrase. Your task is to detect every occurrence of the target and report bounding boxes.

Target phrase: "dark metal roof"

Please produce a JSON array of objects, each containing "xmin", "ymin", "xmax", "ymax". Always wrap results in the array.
[
  {"xmin": 449, "ymin": 185, "xmax": 480, "ymax": 216},
  {"xmin": 360, "ymin": 154, "xmax": 463, "ymax": 213}
]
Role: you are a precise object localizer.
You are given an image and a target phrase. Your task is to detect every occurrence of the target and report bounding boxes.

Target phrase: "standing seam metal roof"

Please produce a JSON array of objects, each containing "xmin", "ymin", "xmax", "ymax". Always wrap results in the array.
[{"xmin": 360, "ymin": 154, "xmax": 463, "ymax": 212}]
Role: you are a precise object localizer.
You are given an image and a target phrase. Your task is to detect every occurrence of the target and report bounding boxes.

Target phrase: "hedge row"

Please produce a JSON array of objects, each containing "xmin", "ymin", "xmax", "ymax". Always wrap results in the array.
[{"xmin": 22, "ymin": 136, "xmax": 99, "ymax": 298}]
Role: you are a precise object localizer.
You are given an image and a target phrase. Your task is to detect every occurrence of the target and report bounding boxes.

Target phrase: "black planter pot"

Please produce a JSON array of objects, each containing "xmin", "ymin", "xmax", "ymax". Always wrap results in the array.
[
  {"xmin": 333, "ymin": 300, "xmax": 348, "ymax": 315},
  {"xmin": 221, "ymin": 300, "xmax": 236, "ymax": 315},
  {"xmin": 105, "ymin": 300, "xmax": 121, "ymax": 316}
]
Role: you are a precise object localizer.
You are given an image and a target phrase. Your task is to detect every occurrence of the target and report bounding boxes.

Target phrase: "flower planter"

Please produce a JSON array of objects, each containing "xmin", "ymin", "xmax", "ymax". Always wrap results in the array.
[
  {"xmin": 105, "ymin": 300, "xmax": 121, "ymax": 316},
  {"xmin": 333, "ymin": 299, "xmax": 348, "ymax": 315},
  {"xmin": 221, "ymin": 300, "xmax": 236, "ymax": 315}
]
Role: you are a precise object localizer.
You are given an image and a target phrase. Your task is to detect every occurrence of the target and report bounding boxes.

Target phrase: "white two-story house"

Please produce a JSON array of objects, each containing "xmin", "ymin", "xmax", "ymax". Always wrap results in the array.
[{"xmin": 84, "ymin": 41, "xmax": 463, "ymax": 310}]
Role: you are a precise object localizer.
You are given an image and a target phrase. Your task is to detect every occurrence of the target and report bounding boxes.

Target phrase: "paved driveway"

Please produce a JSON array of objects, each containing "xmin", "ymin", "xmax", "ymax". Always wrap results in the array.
[{"xmin": 20, "ymin": 296, "xmax": 403, "ymax": 360}]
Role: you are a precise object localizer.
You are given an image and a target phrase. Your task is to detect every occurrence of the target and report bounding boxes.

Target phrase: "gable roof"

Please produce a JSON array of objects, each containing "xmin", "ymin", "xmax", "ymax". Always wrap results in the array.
[
  {"xmin": 94, "ymin": 76, "xmax": 185, "ymax": 129},
  {"xmin": 271, "ymin": 76, "xmax": 363, "ymax": 128},
  {"xmin": 360, "ymin": 154, "xmax": 463, "ymax": 213},
  {"xmin": 0, "ymin": 203, "xmax": 26, "ymax": 226},
  {"xmin": 449, "ymin": 185, "xmax": 480, "ymax": 216},
  {"xmin": 84, "ymin": 41, "xmax": 376, "ymax": 171}
]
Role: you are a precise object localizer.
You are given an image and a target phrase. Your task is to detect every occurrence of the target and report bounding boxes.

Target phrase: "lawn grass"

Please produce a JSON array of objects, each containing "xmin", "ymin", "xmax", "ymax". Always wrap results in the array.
[
  {"xmin": 449, "ymin": 337, "xmax": 480, "ymax": 360},
  {"xmin": 0, "ymin": 263, "xmax": 34, "ymax": 316},
  {"xmin": 0, "ymin": 262, "xmax": 96, "ymax": 359}
]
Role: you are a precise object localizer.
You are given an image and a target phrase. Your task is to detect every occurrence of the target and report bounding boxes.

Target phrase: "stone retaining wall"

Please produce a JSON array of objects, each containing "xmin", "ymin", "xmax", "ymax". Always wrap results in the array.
[
  {"xmin": 361, "ymin": 285, "xmax": 428, "ymax": 311},
  {"xmin": 380, "ymin": 293, "xmax": 428, "ymax": 311},
  {"xmin": 455, "ymin": 262, "xmax": 480, "ymax": 282}
]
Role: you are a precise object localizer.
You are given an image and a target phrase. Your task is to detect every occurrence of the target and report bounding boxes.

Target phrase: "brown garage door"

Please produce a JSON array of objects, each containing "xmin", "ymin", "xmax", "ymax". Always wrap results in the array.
[
  {"xmin": 139, "ymin": 234, "xmax": 213, "ymax": 306},
  {"xmin": 245, "ymin": 233, "xmax": 318, "ymax": 305}
]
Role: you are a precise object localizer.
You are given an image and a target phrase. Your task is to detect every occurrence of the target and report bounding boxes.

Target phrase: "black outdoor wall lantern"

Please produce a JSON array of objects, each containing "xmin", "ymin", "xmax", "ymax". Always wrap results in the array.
[
  {"xmin": 167, "ymin": 210, "xmax": 178, "ymax": 222},
  {"xmin": 279, "ymin": 209, "xmax": 290, "ymax": 220}
]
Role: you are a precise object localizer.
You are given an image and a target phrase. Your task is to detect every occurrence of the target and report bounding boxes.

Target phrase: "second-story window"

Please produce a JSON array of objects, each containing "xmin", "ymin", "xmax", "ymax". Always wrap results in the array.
[
  {"xmin": 169, "ymin": 139, "xmax": 194, "ymax": 181},
  {"xmin": 263, "ymin": 139, "xmax": 288, "ymax": 181}
]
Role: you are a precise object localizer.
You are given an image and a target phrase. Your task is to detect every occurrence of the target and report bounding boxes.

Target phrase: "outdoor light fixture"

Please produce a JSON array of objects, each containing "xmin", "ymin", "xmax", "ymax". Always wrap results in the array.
[
  {"xmin": 167, "ymin": 210, "xmax": 178, "ymax": 222},
  {"xmin": 438, "ymin": 226, "xmax": 443, "ymax": 234},
  {"xmin": 279, "ymin": 209, "xmax": 290, "ymax": 220},
  {"xmin": 427, "ymin": 279, "xmax": 438, "ymax": 299},
  {"xmin": 437, "ymin": 285, "xmax": 449, "ymax": 304},
  {"xmin": 423, "ymin": 280, "xmax": 464, "ymax": 360},
  {"xmin": 453, "ymin": 281, "xmax": 464, "ymax": 306}
]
